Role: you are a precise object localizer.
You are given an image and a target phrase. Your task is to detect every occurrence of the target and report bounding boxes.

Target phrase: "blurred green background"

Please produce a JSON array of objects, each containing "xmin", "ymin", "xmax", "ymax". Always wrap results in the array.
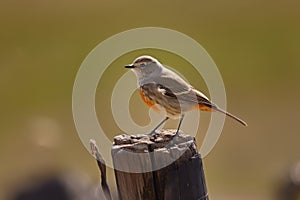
[{"xmin": 1, "ymin": 0, "xmax": 300, "ymax": 199}]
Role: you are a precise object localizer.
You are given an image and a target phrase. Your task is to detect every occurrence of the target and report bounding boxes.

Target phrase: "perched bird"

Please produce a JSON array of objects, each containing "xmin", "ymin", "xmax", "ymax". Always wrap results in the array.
[{"xmin": 125, "ymin": 55, "xmax": 247, "ymax": 135}]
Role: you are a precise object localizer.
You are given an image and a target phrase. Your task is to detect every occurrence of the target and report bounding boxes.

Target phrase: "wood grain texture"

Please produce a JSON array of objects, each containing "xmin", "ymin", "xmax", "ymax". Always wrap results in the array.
[{"xmin": 112, "ymin": 130, "xmax": 208, "ymax": 200}]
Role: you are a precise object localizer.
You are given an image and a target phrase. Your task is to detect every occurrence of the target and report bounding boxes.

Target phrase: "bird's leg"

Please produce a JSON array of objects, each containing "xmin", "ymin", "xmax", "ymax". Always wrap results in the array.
[
  {"xmin": 149, "ymin": 117, "xmax": 169, "ymax": 135},
  {"xmin": 175, "ymin": 114, "xmax": 185, "ymax": 136}
]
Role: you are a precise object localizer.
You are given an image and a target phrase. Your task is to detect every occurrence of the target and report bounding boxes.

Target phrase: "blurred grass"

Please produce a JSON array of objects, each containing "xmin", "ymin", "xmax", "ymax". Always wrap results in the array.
[{"xmin": 0, "ymin": 0, "xmax": 300, "ymax": 199}]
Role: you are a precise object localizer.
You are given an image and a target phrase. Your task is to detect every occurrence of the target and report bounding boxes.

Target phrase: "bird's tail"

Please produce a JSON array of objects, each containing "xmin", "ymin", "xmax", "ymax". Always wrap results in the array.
[
  {"xmin": 212, "ymin": 106, "xmax": 248, "ymax": 126},
  {"xmin": 193, "ymin": 90, "xmax": 247, "ymax": 126}
]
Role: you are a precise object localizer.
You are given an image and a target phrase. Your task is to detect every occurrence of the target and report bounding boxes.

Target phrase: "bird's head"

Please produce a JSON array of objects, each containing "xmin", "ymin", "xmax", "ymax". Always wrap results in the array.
[{"xmin": 125, "ymin": 55, "xmax": 162, "ymax": 78}]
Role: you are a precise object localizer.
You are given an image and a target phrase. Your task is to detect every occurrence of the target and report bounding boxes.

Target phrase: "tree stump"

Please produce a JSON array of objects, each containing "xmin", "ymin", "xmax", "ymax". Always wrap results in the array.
[{"xmin": 111, "ymin": 130, "xmax": 208, "ymax": 200}]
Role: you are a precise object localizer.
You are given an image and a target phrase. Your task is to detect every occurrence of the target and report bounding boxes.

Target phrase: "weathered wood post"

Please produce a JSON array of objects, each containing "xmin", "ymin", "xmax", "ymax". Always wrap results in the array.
[{"xmin": 112, "ymin": 130, "xmax": 209, "ymax": 200}]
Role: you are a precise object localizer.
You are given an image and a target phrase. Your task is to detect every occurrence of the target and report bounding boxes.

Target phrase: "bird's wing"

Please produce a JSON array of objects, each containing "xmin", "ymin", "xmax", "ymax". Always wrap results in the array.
[
  {"xmin": 153, "ymin": 67, "xmax": 193, "ymax": 95},
  {"xmin": 141, "ymin": 81, "xmax": 214, "ymax": 108},
  {"xmin": 151, "ymin": 67, "xmax": 213, "ymax": 106},
  {"xmin": 141, "ymin": 83, "xmax": 177, "ymax": 99}
]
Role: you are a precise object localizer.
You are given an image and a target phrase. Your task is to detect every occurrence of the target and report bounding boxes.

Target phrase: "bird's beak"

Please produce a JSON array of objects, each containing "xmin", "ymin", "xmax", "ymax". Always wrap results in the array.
[{"xmin": 124, "ymin": 64, "xmax": 135, "ymax": 69}]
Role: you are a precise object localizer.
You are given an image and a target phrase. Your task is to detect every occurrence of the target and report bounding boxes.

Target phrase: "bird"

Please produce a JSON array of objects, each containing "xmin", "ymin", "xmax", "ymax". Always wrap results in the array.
[{"xmin": 125, "ymin": 55, "xmax": 247, "ymax": 136}]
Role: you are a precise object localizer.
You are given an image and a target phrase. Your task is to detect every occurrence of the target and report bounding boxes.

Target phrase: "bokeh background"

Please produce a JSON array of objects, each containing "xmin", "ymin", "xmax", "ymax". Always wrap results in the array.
[{"xmin": 1, "ymin": 0, "xmax": 300, "ymax": 199}]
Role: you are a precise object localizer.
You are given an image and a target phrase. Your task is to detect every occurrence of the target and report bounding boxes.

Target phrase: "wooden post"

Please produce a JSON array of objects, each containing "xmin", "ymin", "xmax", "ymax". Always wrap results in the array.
[{"xmin": 112, "ymin": 130, "xmax": 209, "ymax": 200}]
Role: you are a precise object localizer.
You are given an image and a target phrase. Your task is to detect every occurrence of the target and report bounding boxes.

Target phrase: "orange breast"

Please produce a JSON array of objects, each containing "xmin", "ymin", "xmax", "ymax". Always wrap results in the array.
[
  {"xmin": 139, "ymin": 88, "xmax": 160, "ymax": 112},
  {"xmin": 139, "ymin": 88, "xmax": 155, "ymax": 107}
]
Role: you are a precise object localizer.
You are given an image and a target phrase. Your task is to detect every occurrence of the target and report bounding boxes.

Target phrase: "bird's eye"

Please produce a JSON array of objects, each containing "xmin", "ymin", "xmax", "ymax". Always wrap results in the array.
[{"xmin": 139, "ymin": 63, "xmax": 145, "ymax": 67}]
